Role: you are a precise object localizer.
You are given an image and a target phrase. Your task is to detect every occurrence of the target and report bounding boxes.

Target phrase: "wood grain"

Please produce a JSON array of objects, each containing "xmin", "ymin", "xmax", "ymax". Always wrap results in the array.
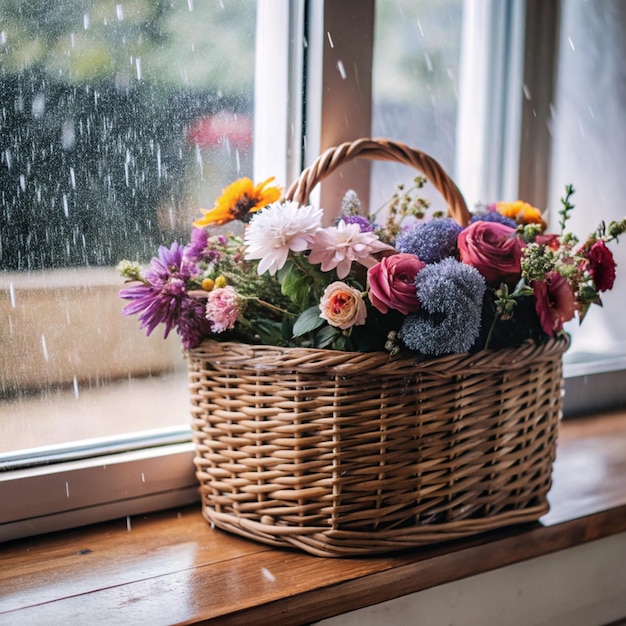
[{"xmin": 1, "ymin": 411, "xmax": 625, "ymax": 625}]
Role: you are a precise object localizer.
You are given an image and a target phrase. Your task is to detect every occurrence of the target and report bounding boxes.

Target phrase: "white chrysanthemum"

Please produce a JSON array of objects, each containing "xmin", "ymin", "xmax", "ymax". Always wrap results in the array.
[
  {"xmin": 244, "ymin": 200, "xmax": 323, "ymax": 275},
  {"xmin": 308, "ymin": 220, "xmax": 394, "ymax": 279}
]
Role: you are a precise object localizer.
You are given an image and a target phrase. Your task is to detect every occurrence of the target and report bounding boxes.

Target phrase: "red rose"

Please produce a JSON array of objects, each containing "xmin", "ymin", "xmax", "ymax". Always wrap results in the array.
[
  {"xmin": 588, "ymin": 240, "xmax": 616, "ymax": 292},
  {"xmin": 367, "ymin": 253, "xmax": 425, "ymax": 315},
  {"xmin": 458, "ymin": 221, "xmax": 524, "ymax": 286},
  {"xmin": 533, "ymin": 272, "xmax": 577, "ymax": 336}
]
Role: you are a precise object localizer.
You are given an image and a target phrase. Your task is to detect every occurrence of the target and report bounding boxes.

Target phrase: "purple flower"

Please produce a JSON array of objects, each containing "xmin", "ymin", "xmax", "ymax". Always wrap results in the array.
[
  {"xmin": 184, "ymin": 228, "xmax": 209, "ymax": 262},
  {"xmin": 470, "ymin": 212, "xmax": 517, "ymax": 228},
  {"xmin": 395, "ymin": 218, "xmax": 462, "ymax": 263},
  {"xmin": 339, "ymin": 214, "xmax": 375, "ymax": 232},
  {"xmin": 120, "ymin": 242, "xmax": 197, "ymax": 340},
  {"xmin": 177, "ymin": 297, "xmax": 213, "ymax": 349}
]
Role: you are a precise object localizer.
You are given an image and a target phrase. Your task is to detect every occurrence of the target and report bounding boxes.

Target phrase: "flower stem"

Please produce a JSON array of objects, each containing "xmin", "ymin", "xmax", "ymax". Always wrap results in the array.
[
  {"xmin": 248, "ymin": 297, "xmax": 296, "ymax": 317},
  {"xmin": 483, "ymin": 316, "xmax": 497, "ymax": 350}
]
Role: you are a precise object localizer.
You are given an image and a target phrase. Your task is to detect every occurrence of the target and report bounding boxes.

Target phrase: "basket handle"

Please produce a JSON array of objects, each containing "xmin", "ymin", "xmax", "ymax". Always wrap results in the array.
[{"xmin": 284, "ymin": 137, "xmax": 471, "ymax": 226}]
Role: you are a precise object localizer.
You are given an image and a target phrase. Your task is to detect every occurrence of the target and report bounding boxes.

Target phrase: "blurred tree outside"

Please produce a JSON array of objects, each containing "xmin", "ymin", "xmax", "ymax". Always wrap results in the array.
[{"xmin": 0, "ymin": 0, "xmax": 256, "ymax": 270}]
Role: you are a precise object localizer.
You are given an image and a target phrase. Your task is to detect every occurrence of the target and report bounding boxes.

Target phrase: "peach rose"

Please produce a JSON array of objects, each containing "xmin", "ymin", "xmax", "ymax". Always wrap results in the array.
[{"xmin": 319, "ymin": 282, "xmax": 367, "ymax": 329}]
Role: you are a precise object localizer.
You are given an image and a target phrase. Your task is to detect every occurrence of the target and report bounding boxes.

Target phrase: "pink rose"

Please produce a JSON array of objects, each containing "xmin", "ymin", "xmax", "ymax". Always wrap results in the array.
[
  {"xmin": 367, "ymin": 253, "xmax": 425, "ymax": 315},
  {"xmin": 533, "ymin": 272, "xmax": 577, "ymax": 336},
  {"xmin": 319, "ymin": 281, "xmax": 367, "ymax": 329},
  {"xmin": 205, "ymin": 286, "xmax": 240, "ymax": 333},
  {"xmin": 587, "ymin": 240, "xmax": 616, "ymax": 292},
  {"xmin": 458, "ymin": 221, "xmax": 524, "ymax": 286}
]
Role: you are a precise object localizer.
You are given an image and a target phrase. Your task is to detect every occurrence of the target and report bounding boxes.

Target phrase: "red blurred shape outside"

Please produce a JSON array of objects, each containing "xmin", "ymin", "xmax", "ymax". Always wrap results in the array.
[{"xmin": 186, "ymin": 111, "xmax": 253, "ymax": 150}]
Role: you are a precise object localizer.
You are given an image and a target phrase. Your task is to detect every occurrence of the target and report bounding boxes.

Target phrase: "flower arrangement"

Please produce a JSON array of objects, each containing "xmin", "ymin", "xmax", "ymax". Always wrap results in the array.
[{"xmin": 119, "ymin": 177, "xmax": 626, "ymax": 358}]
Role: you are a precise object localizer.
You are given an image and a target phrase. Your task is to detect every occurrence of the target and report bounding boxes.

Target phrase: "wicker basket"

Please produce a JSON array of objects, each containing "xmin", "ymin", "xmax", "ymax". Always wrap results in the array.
[{"xmin": 188, "ymin": 138, "xmax": 569, "ymax": 557}]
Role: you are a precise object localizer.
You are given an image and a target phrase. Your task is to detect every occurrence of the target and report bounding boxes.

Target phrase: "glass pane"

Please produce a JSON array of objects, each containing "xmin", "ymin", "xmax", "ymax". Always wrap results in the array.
[
  {"xmin": 0, "ymin": 0, "xmax": 256, "ymax": 457},
  {"xmin": 371, "ymin": 0, "xmax": 463, "ymax": 212},
  {"xmin": 549, "ymin": 0, "xmax": 626, "ymax": 365}
]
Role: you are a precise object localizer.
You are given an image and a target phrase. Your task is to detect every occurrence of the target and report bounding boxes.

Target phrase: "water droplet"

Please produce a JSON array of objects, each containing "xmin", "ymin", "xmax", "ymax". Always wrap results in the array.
[
  {"xmin": 261, "ymin": 567, "xmax": 276, "ymax": 582},
  {"xmin": 336, "ymin": 60, "xmax": 347, "ymax": 80},
  {"xmin": 32, "ymin": 94, "xmax": 45, "ymax": 117},
  {"xmin": 73, "ymin": 376, "xmax": 79, "ymax": 398},
  {"xmin": 84, "ymin": 14, "xmax": 90, "ymax": 29},
  {"xmin": 65, "ymin": 482, "xmax": 70, "ymax": 498},
  {"xmin": 126, "ymin": 516, "xmax": 132, "ymax": 531},
  {"xmin": 9, "ymin": 283, "xmax": 16, "ymax": 308},
  {"xmin": 41, "ymin": 335, "xmax": 49, "ymax": 361},
  {"xmin": 116, "ymin": 4, "xmax": 124, "ymax": 21},
  {"xmin": 327, "ymin": 32, "xmax": 334, "ymax": 48},
  {"xmin": 135, "ymin": 57, "xmax": 142, "ymax": 81},
  {"xmin": 568, "ymin": 37, "xmax": 575, "ymax": 51}
]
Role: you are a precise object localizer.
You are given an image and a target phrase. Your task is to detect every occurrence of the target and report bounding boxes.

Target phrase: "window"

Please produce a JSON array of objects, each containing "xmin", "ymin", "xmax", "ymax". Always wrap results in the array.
[
  {"xmin": 372, "ymin": 0, "xmax": 463, "ymax": 212},
  {"xmin": 1, "ymin": 0, "xmax": 260, "ymax": 540},
  {"xmin": 1, "ymin": 0, "xmax": 257, "ymax": 452},
  {"xmin": 548, "ymin": 0, "xmax": 626, "ymax": 361},
  {"xmin": 2, "ymin": 0, "xmax": 625, "ymax": 542}
]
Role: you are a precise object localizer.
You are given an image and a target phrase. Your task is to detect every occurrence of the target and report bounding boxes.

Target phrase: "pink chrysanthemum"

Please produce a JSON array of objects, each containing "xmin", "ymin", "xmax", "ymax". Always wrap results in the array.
[
  {"xmin": 205, "ymin": 286, "xmax": 241, "ymax": 333},
  {"xmin": 308, "ymin": 220, "xmax": 394, "ymax": 279}
]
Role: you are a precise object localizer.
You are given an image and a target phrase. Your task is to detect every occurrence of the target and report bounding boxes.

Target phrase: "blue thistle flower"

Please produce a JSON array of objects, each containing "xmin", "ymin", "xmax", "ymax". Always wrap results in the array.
[
  {"xmin": 399, "ymin": 257, "xmax": 486, "ymax": 355},
  {"xmin": 395, "ymin": 218, "xmax": 462, "ymax": 263}
]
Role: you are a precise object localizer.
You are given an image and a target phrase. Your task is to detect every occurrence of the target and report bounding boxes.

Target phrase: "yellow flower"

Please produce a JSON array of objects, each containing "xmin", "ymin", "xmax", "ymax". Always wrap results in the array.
[
  {"xmin": 193, "ymin": 177, "xmax": 282, "ymax": 227},
  {"xmin": 496, "ymin": 201, "xmax": 547, "ymax": 230}
]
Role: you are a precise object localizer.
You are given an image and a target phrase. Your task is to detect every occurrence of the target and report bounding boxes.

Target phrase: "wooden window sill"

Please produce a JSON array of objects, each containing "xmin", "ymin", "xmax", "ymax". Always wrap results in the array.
[{"xmin": 2, "ymin": 412, "xmax": 626, "ymax": 625}]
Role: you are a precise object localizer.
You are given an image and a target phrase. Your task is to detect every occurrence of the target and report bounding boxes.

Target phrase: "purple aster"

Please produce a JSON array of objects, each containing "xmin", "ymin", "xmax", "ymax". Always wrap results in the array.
[
  {"xmin": 184, "ymin": 228, "xmax": 209, "ymax": 262},
  {"xmin": 399, "ymin": 257, "xmax": 485, "ymax": 355},
  {"xmin": 120, "ymin": 242, "xmax": 197, "ymax": 339},
  {"xmin": 339, "ymin": 214, "xmax": 375, "ymax": 232},
  {"xmin": 395, "ymin": 218, "xmax": 463, "ymax": 263},
  {"xmin": 176, "ymin": 297, "xmax": 213, "ymax": 349}
]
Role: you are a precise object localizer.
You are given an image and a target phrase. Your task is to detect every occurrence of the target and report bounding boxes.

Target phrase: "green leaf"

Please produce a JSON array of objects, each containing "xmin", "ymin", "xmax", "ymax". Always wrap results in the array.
[
  {"xmin": 281, "ymin": 266, "xmax": 315, "ymax": 309},
  {"xmin": 292, "ymin": 306, "xmax": 325, "ymax": 337},
  {"xmin": 316, "ymin": 324, "xmax": 341, "ymax": 348}
]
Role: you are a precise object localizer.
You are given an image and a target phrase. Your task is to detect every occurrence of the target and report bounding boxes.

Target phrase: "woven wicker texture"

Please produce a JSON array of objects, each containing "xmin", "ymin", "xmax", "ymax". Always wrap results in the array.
[{"xmin": 188, "ymin": 138, "xmax": 568, "ymax": 556}]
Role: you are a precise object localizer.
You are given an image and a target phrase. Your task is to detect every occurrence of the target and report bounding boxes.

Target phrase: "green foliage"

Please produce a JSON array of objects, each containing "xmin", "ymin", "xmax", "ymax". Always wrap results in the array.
[
  {"xmin": 0, "ymin": 0, "xmax": 256, "ymax": 90},
  {"xmin": 558, "ymin": 184, "xmax": 576, "ymax": 234},
  {"xmin": 292, "ymin": 306, "xmax": 326, "ymax": 337}
]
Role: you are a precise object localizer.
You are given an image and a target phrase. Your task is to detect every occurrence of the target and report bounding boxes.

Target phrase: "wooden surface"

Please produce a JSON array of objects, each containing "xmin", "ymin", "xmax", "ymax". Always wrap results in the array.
[{"xmin": 1, "ymin": 412, "xmax": 625, "ymax": 626}]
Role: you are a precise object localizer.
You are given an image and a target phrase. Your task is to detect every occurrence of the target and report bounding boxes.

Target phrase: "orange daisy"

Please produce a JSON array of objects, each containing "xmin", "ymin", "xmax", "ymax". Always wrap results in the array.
[
  {"xmin": 193, "ymin": 177, "xmax": 282, "ymax": 228},
  {"xmin": 496, "ymin": 200, "xmax": 547, "ymax": 230}
]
